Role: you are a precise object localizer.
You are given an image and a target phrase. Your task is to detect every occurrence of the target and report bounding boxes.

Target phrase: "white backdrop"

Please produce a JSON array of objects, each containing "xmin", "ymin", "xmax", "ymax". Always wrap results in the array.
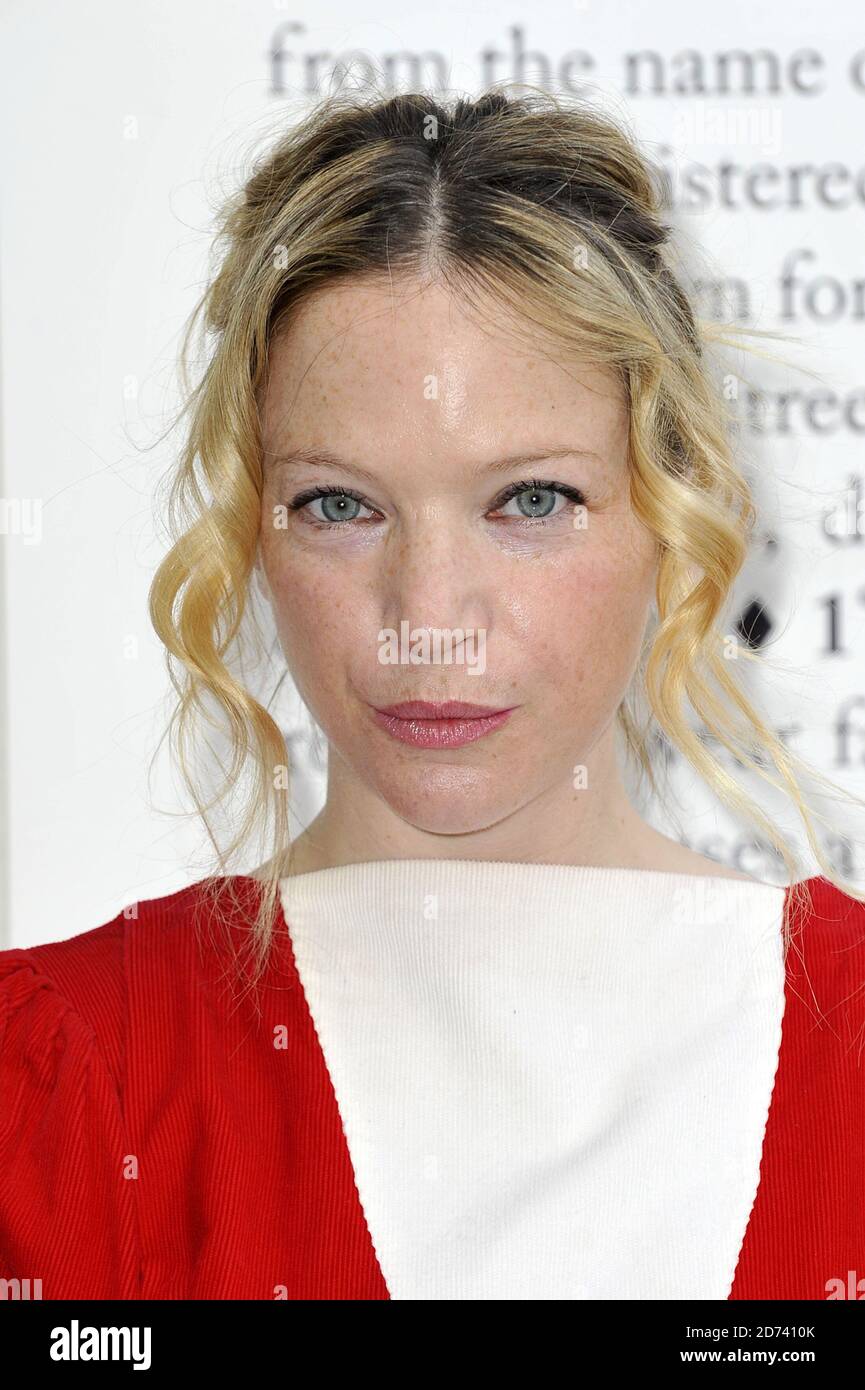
[{"xmin": 2, "ymin": 0, "xmax": 865, "ymax": 946}]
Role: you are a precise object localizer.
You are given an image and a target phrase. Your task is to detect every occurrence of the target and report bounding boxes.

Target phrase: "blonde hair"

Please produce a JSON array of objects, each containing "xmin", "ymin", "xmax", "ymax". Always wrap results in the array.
[{"xmin": 148, "ymin": 83, "xmax": 865, "ymax": 986}]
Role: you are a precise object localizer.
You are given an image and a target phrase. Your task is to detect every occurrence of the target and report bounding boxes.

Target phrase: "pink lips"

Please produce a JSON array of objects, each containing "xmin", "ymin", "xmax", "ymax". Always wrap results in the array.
[{"xmin": 370, "ymin": 699, "xmax": 518, "ymax": 749}]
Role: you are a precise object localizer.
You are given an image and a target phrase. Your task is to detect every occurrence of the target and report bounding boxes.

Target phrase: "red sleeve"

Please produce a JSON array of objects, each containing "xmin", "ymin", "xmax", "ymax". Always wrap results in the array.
[{"xmin": 0, "ymin": 946, "xmax": 141, "ymax": 1299}]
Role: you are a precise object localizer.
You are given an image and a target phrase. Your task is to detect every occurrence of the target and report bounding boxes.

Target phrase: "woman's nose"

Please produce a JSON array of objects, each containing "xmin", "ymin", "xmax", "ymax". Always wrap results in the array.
[{"xmin": 379, "ymin": 518, "xmax": 492, "ymax": 647}]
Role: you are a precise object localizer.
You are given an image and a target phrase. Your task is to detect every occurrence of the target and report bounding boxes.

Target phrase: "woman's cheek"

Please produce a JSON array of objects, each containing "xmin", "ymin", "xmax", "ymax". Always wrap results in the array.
[
  {"xmin": 267, "ymin": 560, "xmax": 375, "ymax": 696},
  {"xmin": 538, "ymin": 559, "xmax": 648, "ymax": 702}
]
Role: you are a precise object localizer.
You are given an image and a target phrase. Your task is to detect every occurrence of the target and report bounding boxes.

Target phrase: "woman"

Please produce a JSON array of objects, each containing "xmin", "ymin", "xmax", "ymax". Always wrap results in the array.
[{"xmin": 1, "ymin": 87, "xmax": 863, "ymax": 1302}]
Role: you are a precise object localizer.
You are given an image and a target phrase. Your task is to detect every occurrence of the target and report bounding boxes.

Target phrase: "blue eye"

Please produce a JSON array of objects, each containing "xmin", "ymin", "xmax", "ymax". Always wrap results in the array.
[
  {"xmin": 288, "ymin": 486, "xmax": 375, "ymax": 526},
  {"xmin": 499, "ymin": 485, "xmax": 561, "ymax": 518},
  {"xmin": 314, "ymin": 493, "xmax": 362, "ymax": 522},
  {"xmin": 490, "ymin": 478, "xmax": 585, "ymax": 521}
]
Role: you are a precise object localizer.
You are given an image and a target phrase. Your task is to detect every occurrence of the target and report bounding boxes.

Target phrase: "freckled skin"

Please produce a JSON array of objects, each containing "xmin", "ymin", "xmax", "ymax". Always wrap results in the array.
[{"xmin": 256, "ymin": 275, "xmax": 753, "ymax": 879}]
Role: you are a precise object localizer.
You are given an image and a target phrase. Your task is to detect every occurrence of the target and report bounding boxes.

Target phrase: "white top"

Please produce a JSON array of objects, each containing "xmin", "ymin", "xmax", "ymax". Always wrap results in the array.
[{"xmin": 278, "ymin": 859, "xmax": 788, "ymax": 1301}]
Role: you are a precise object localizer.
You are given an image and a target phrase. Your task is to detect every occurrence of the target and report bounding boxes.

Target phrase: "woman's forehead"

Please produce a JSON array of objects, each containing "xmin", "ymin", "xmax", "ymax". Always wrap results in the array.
[{"xmin": 260, "ymin": 279, "xmax": 628, "ymax": 474}]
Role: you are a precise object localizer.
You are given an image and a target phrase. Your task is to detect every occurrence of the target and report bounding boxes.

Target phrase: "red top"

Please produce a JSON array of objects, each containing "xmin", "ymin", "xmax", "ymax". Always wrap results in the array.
[{"xmin": 0, "ymin": 872, "xmax": 863, "ymax": 1301}]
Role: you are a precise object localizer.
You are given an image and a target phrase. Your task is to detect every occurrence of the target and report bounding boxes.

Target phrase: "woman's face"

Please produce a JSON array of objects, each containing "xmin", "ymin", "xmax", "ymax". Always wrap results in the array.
[{"xmin": 258, "ymin": 275, "xmax": 659, "ymax": 835}]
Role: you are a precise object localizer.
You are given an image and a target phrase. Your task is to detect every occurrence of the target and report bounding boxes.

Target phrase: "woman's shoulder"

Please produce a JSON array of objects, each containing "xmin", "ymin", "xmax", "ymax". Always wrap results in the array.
[
  {"xmin": 0, "ymin": 878, "xmax": 238, "ymax": 1301},
  {"xmin": 0, "ymin": 873, "xmax": 264, "ymax": 1055},
  {"xmin": 781, "ymin": 874, "xmax": 865, "ymax": 1048},
  {"xmin": 787, "ymin": 873, "xmax": 865, "ymax": 940}
]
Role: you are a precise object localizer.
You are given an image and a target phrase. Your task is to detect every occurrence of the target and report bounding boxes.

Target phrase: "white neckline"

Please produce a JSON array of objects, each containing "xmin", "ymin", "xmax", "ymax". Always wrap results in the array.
[
  {"xmin": 278, "ymin": 856, "xmax": 788, "ymax": 892},
  {"xmin": 278, "ymin": 857, "xmax": 787, "ymax": 1299}
]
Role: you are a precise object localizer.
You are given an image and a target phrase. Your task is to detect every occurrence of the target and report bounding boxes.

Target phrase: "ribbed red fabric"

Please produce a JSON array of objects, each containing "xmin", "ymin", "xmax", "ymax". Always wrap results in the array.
[{"xmin": 0, "ymin": 873, "xmax": 862, "ymax": 1301}]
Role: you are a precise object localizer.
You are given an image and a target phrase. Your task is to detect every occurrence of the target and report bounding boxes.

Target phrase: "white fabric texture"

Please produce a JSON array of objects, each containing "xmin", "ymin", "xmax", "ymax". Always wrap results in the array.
[{"xmin": 279, "ymin": 859, "xmax": 788, "ymax": 1301}]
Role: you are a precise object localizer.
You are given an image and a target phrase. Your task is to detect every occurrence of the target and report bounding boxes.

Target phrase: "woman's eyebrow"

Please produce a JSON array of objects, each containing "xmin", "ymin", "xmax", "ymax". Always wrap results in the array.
[
  {"xmin": 266, "ymin": 443, "xmax": 601, "ymax": 485},
  {"xmin": 266, "ymin": 447, "xmax": 381, "ymax": 487},
  {"xmin": 469, "ymin": 447, "xmax": 603, "ymax": 476}
]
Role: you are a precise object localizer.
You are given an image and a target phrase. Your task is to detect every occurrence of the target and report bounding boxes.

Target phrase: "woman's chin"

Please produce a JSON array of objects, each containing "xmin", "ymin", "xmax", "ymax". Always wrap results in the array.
[{"xmin": 368, "ymin": 769, "xmax": 525, "ymax": 837}]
